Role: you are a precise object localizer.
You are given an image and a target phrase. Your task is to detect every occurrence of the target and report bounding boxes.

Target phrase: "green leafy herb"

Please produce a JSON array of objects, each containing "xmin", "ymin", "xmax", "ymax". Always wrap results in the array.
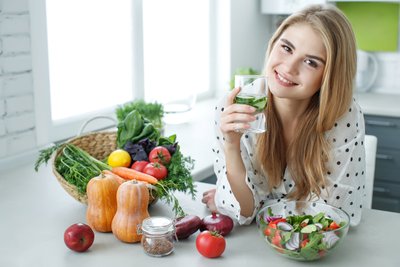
[
  {"xmin": 36, "ymin": 144, "xmax": 111, "ymax": 195},
  {"xmin": 34, "ymin": 144, "xmax": 62, "ymax": 172},
  {"xmin": 154, "ymin": 147, "xmax": 196, "ymax": 216},
  {"xmin": 116, "ymin": 99, "xmax": 164, "ymax": 131},
  {"xmin": 117, "ymin": 110, "xmax": 160, "ymax": 148}
]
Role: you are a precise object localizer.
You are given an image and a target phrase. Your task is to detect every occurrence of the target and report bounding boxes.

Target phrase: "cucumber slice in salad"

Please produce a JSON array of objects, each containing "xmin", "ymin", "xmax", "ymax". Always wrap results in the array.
[{"xmin": 234, "ymin": 94, "xmax": 267, "ymax": 112}]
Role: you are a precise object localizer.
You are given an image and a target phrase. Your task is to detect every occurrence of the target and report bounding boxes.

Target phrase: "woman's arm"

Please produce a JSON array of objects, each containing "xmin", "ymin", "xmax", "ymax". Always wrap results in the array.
[
  {"xmin": 206, "ymin": 88, "xmax": 263, "ymax": 224},
  {"xmin": 322, "ymin": 99, "xmax": 366, "ymax": 226},
  {"xmin": 224, "ymin": 142, "xmax": 254, "ymax": 217}
]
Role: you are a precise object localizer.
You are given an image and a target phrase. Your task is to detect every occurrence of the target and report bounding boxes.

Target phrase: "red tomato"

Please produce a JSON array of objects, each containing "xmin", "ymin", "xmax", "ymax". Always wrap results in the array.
[
  {"xmin": 264, "ymin": 226, "xmax": 273, "ymax": 237},
  {"xmin": 329, "ymin": 221, "xmax": 340, "ymax": 230},
  {"xmin": 149, "ymin": 146, "xmax": 171, "ymax": 165},
  {"xmin": 264, "ymin": 223, "xmax": 277, "ymax": 237},
  {"xmin": 143, "ymin": 162, "xmax": 168, "ymax": 180},
  {"xmin": 196, "ymin": 231, "xmax": 226, "ymax": 258},
  {"xmin": 271, "ymin": 233, "xmax": 282, "ymax": 247},
  {"xmin": 131, "ymin": 161, "xmax": 149, "ymax": 172},
  {"xmin": 301, "ymin": 239, "xmax": 309, "ymax": 248}
]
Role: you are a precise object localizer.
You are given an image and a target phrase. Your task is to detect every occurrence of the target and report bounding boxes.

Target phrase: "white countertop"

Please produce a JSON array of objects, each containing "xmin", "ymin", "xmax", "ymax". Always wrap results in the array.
[
  {"xmin": 1, "ymin": 164, "xmax": 400, "ymax": 267},
  {"xmin": 355, "ymin": 92, "xmax": 400, "ymax": 117}
]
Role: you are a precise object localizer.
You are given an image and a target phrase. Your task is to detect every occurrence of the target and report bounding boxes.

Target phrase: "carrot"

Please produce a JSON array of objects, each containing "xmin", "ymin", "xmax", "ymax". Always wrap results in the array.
[
  {"xmin": 102, "ymin": 170, "xmax": 127, "ymax": 185},
  {"xmin": 111, "ymin": 167, "xmax": 158, "ymax": 185}
]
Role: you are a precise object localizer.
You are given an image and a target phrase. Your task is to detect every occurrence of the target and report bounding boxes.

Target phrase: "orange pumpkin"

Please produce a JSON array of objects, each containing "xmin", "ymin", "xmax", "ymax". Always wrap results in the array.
[
  {"xmin": 86, "ymin": 171, "xmax": 120, "ymax": 232},
  {"xmin": 111, "ymin": 180, "xmax": 150, "ymax": 243}
]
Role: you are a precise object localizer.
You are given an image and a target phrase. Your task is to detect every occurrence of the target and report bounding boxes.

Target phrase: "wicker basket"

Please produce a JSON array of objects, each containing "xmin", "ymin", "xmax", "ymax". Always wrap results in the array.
[{"xmin": 52, "ymin": 130, "xmax": 157, "ymax": 205}]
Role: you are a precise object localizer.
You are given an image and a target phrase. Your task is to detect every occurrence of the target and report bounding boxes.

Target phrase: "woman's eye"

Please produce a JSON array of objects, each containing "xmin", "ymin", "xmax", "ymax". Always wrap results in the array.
[
  {"xmin": 305, "ymin": 59, "xmax": 318, "ymax": 68},
  {"xmin": 281, "ymin": 45, "xmax": 291, "ymax": 53}
]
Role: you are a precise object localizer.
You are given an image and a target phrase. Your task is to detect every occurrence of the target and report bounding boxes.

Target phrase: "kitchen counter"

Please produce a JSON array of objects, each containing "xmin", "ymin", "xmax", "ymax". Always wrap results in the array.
[
  {"xmin": 1, "ymin": 163, "xmax": 400, "ymax": 267},
  {"xmin": 355, "ymin": 92, "xmax": 400, "ymax": 117}
]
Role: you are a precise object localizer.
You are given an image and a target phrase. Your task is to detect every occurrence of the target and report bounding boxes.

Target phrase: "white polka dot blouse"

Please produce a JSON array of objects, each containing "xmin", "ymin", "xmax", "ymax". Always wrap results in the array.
[{"xmin": 211, "ymin": 95, "xmax": 366, "ymax": 227}]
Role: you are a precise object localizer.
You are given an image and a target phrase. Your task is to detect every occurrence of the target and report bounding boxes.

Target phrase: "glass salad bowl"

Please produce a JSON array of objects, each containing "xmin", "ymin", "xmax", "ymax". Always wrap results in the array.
[{"xmin": 256, "ymin": 201, "xmax": 350, "ymax": 261}]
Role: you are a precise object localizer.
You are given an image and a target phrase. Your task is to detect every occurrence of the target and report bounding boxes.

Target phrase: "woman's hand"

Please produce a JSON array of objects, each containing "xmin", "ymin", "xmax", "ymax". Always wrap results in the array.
[
  {"xmin": 220, "ymin": 87, "xmax": 257, "ymax": 144},
  {"xmin": 202, "ymin": 189, "xmax": 218, "ymax": 213}
]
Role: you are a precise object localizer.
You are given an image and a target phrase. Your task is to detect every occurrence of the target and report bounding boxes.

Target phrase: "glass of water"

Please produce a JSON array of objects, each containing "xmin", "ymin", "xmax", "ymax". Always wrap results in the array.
[{"xmin": 234, "ymin": 75, "xmax": 268, "ymax": 133}]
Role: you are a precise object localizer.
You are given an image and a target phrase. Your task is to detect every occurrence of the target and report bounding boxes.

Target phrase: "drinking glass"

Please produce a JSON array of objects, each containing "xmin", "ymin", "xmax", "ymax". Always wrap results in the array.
[
  {"xmin": 234, "ymin": 75, "xmax": 268, "ymax": 133},
  {"xmin": 163, "ymin": 92, "xmax": 197, "ymax": 125}
]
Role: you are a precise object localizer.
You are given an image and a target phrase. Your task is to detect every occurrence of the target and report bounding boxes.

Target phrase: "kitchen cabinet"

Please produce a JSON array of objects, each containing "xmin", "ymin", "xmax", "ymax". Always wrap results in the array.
[{"xmin": 364, "ymin": 114, "xmax": 400, "ymax": 212}]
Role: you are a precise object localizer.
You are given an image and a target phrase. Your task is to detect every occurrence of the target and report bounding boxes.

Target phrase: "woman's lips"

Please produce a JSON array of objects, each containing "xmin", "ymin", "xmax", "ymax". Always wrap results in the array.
[{"xmin": 275, "ymin": 71, "xmax": 298, "ymax": 87}]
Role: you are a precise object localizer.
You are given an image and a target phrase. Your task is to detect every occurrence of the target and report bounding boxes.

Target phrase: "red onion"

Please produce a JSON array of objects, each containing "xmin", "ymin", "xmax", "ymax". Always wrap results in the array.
[{"xmin": 200, "ymin": 212, "xmax": 234, "ymax": 236}]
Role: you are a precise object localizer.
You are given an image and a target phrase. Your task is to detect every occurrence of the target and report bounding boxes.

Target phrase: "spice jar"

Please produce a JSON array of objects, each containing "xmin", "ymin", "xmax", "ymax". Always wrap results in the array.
[{"xmin": 140, "ymin": 216, "xmax": 175, "ymax": 257}]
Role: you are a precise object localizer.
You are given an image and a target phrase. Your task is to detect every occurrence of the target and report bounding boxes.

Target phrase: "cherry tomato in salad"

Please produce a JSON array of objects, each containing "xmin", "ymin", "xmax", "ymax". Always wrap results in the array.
[
  {"xmin": 196, "ymin": 231, "xmax": 226, "ymax": 258},
  {"xmin": 271, "ymin": 233, "xmax": 282, "ymax": 247},
  {"xmin": 301, "ymin": 239, "xmax": 309, "ymax": 248},
  {"xmin": 143, "ymin": 162, "xmax": 168, "ymax": 180},
  {"xmin": 329, "ymin": 221, "xmax": 340, "ymax": 230},
  {"xmin": 264, "ymin": 225, "xmax": 275, "ymax": 237},
  {"xmin": 149, "ymin": 146, "xmax": 171, "ymax": 165},
  {"xmin": 131, "ymin": 161, "xmax": 149, "ymax": 172},
  {"xmin": 264, "ymin": 226, "xmax": 273, "ymax": 236}
]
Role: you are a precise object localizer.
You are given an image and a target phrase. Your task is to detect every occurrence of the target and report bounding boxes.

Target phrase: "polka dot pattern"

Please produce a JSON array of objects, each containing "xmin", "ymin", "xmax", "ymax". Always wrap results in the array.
[{"xmin": 211, "ymin": 95, "xmax": 366, "ymax": 227}]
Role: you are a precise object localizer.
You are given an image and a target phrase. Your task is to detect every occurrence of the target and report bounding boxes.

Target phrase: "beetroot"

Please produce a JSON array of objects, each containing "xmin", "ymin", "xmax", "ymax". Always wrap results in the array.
[
  {"xmin": 200, "ymin": 213, "xmax": 234, "ymax": 236},
  {"xmin": 175, "ymin": 215, "xmax": 202, "ymax": 240}
]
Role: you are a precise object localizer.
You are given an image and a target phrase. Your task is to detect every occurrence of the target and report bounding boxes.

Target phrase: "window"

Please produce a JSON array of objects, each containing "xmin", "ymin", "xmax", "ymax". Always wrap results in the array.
[
  {"xmin": 31, "ymin": 0, "xmax": 217, "ymax": 145},
  {"xmin": 143, "ymin": 0, "xmax": 210, "ymax": 104},
  {"xmin": 46, "ymin": 0, "xmax": 133, "ymax": 121}
]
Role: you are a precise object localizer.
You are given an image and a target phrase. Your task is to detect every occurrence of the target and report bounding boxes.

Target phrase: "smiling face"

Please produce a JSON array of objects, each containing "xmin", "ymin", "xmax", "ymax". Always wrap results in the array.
[{"xmin": 266, "ymin": 23, "xmax": 327, "ymax": 102}]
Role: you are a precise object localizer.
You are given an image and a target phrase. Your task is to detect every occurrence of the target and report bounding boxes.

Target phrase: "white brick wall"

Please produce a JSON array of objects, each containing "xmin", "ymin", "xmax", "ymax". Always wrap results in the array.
[
  {"xmin": 1, "ymin": 35, "xmax": 30, "ymax": 54},
  {"xmin": 2, "ymin": 73, "xmax": 32, "ymax": 96},
  {"xmin": 0, "ymin": 0, "xmax": 36, "ymax": 162},
  {"xmin": 6, "ymin": 94, "xmax": 33, "ymax": 114},
  {"xmin": 0, "ymin": 54, "xmax": 31, "ymax": 73},
  {"xmin": 0, "ymin": 0, "xmax": 29, "ymax": 14},
  {"xmin": 0, "ymin": 14, "xmax": 30, "ymax": 34},
  {"xmin": 0, "ymin": 98, "xmax": 5, "ymax": 116}
]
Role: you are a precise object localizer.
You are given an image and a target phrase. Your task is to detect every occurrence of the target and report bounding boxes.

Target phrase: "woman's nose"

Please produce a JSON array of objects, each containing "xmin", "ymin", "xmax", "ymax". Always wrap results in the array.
[{"xmin": 282, "ymin": 57, "xmax": 299, "ymax": 75}]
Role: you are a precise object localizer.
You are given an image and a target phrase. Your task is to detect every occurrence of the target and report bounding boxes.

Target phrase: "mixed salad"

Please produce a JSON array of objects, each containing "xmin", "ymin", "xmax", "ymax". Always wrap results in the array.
[{"xmin": 258, "ymin": 207, "xmax": 347, "ymax": 261}]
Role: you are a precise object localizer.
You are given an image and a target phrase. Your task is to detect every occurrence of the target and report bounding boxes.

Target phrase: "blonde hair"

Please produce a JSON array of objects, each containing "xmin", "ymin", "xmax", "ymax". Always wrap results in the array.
[{"xmin": 257, "ymin": 4, "xmax": 357, "ymax": 200}]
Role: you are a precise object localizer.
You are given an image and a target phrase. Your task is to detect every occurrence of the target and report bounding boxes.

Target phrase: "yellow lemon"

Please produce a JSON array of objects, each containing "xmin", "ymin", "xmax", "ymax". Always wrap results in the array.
[{"xmin": 107, "ymin": 149, "xmax": 131, "ymax": 167}]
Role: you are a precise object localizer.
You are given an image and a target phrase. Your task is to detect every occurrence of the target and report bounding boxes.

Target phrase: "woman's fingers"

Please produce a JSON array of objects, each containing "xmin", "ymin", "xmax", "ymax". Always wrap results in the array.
[
  {"xmin": 201, "ymin": 189, "xmax": 218, "ymax": 213},
  {"xmin": 219, "ymin": 87, "xmax": 257, "ymax": 139},
  {"xmin": 226, "ymin": 87, "xmax": 241, "ymax": 106},
  {"xmin": 220, "ymin": 105, "xmax": 256, "ymax": 134}
]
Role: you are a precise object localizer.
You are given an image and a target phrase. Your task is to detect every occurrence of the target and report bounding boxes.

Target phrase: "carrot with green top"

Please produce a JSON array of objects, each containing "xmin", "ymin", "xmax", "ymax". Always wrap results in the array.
[{"xmin": 111, "ymin": 167, "xmax": 158, "ymax": 185}]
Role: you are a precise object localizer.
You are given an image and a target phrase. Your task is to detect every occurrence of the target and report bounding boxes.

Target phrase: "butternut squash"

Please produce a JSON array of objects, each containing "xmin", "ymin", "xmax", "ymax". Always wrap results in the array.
[
  {"xmin": 111, "ymin": 180, "xmax": 150, "ymax": 243},
  {"xmin": 86, "ymin": 171, "xmax": 120, "ymax": 232}
]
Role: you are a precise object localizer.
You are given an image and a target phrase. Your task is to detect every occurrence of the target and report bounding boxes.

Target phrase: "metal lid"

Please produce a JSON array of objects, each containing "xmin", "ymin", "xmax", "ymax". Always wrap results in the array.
[{"xmin": 141, "ymin": 216, "xmax": 174, "ymax": 235}]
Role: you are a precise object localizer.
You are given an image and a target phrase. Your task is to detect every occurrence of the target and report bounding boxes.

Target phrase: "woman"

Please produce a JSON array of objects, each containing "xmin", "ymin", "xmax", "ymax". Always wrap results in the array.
[{"xmin": 203, "ymin": 4, "xmax": 365, "ymax": 226}]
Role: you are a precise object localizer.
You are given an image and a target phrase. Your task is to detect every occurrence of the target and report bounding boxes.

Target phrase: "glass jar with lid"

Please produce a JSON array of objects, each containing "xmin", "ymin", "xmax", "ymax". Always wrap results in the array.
[{"xmin": 140, "ymin": 216, "xmax": 175, "ymax": 257}]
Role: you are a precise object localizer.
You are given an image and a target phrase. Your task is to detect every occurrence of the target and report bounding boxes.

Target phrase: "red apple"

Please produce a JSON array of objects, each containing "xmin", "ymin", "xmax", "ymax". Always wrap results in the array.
[{"xmin": 64, "ymin": 223, "xmax": 95, "ymax": 252}]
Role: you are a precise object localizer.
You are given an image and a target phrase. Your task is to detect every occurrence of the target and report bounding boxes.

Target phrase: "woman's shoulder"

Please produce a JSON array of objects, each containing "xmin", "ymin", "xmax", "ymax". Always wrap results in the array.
[{"xmin": 325, "ymin": 98, "xmax": 365, "ymax": 144}]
